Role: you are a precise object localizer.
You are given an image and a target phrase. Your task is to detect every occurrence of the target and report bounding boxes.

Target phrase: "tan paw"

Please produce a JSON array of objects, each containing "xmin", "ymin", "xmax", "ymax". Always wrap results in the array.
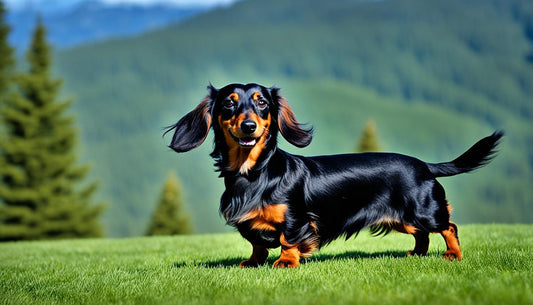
[
  {"xmin": 442, "ymin": 250, "xmax": 462, "ymax": 261},
  {"xmin": 273, "ymin": 258, "xmax": 299, "ymax": 268}
]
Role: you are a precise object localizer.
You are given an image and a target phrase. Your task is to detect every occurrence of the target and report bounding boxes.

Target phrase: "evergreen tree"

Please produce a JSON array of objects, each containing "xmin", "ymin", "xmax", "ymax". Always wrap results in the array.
[
  {"xmin": 0, "ymin": 1, "xmax": 13, "ymax": 96},
  {"xmin": 0, "ymin": 20, "xmax": 104, "ymax": 241},
  {"xmin": 147, "ymin": 172, "xmax": 192, "ymax": 236},
  {"xmin": 356, "ymin": 119, "xmax": 382, "ymax": 153}
]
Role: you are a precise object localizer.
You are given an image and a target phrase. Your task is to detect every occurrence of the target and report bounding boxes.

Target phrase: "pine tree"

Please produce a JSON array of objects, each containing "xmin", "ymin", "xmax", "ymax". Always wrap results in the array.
[
  {"xmin": 0, "ymin": 20, "xmax": 104, "ymax": 241},
  {"xmin": 0, "ymin": 1, "xmax": 14, "ymax": 96},
  {"xmin": 356, "ymin": 119, "xmax": 382, "ymax": 153},
  {"xmin": 147, "ymin": 172, "xmax": 193, "ymax": 236}
]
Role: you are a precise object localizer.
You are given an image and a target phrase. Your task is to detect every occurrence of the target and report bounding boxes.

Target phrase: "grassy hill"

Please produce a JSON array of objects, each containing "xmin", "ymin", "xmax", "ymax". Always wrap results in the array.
[
  {"xmin": 1, "ymin": 225, "xmax": 532, "ymax": 305},
  {"xmin": 52, "ymin": 0, "xmax": 533, "ymax": 236}
]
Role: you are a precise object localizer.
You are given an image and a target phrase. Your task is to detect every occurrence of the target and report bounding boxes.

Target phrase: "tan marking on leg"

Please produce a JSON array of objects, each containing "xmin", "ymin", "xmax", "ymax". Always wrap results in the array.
[
  {"xmin": 273, "ymin": 247, "xmax": 300, "ymax": 268},
  {"xmin": 441, "ymin": 222, "xmax": 462, "ymax": 260},
  {"xmin": 273, "ymin": 234, "xmax": 301, "ymax": 268}
]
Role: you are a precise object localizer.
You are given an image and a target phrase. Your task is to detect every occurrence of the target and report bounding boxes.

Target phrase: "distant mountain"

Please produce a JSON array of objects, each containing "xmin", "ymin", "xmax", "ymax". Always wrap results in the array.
[
  {"xmin": 5, "ymin": 0, "xmax": 82, "ymax": 14},
  {"xmin": 6, "ymin": 0, "xmax": 209, "ymax": 51},
  {"xmin": 52, "ymin": 0, "xmax": 533, "ymax": 237}
]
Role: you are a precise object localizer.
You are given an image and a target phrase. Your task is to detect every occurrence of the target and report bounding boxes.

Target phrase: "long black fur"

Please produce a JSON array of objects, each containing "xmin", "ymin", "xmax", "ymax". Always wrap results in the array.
[{"xmin": 165, "ymin": 83, "xmax": 503, "ymax": 264}]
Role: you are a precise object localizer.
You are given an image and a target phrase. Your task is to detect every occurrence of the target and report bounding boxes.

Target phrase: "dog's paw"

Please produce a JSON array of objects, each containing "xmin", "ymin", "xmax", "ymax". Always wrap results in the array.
[
  {"xmin": 407, "ymin": 250, "xmax": 427, "ymax": 257},
  {"xmin": 239, "ymin": 259, "xmax": 260, "ymax": 268},
  {"xmin": 442, "ymin": 250, "xmax": 462, "ymax": 261},
  {"xmin": 273, "ymin": 258, "xmax": 299, "ymax": 268}
]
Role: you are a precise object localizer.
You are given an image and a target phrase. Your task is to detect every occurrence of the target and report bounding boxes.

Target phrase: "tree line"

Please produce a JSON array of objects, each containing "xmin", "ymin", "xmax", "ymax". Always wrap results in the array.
[{"xmin": 0, "ymin": 3, "xmax": 196, "ymax": 241}]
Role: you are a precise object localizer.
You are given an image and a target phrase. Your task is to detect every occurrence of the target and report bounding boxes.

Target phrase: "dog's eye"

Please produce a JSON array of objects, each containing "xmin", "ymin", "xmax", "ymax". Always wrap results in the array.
[
  {"xmin": 223, "ymin": 99, "xmax": 235, "ymax": 109},
  {"xmin": 257, "ymin": 99, "xmax": 267, "ymax": 109}
]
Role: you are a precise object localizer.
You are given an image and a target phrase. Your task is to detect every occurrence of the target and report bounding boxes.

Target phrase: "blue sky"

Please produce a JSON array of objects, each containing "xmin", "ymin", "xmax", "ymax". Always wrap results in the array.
[
  {"xmin": 4, "ymin": 0, "xmax": 237, "ymax": 11},
  {"xmin": 100, "ymin": 0, "xmax": 235, "ymax": 5}
]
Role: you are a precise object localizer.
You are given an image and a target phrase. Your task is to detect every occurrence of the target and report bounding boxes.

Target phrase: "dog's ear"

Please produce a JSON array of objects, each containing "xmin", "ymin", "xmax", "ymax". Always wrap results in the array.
[
  {"xmin": 270, "ymin": 87, "xmax": 313, "ymax": 148},
  {"xmin": 165, "ymin": 85, "xmax": 217, "ymax": 152}
]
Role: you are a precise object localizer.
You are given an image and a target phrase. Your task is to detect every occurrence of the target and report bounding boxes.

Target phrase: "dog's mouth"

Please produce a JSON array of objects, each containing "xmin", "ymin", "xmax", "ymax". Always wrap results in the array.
[
  {"xmin": 229, "ymin": 131, "xmax": 259, "ymax": 148},
  {"xmin": 237, "ymin": 137, "xmax": 258, "ymax": 147}
]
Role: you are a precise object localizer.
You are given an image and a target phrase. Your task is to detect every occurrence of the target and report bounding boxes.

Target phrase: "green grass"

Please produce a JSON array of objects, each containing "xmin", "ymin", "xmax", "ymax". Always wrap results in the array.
[{"xmin": 1, "ymin": 224, "xmax": 532, "ymax": 305}]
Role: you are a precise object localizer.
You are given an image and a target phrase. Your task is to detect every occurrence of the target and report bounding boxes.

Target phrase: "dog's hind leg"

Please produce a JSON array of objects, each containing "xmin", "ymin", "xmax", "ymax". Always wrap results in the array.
[
  {"xmin": 408, "ymin": 230, "xmax": 430, "ymax": 256},
  {"xmin": 239, "ymin": 244, "xmax": 269, "ymax": 268},
  {"xmin": 395, "ymin": 224, "xmax": 430, "ymax": 256},
  {"xmin": 422, "ymin": 183, "xmax": 462, "ymax": 260},
  {"xmin": 437, "ymin": 204, "xmax": 462, "ymax": 260},
  {"xmin": 440, "ymin": 222, "xmax": 462, "ymax": 260}
]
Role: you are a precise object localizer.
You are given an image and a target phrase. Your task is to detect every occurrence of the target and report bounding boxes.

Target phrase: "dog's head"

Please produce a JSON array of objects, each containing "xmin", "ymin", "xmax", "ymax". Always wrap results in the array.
[{"xmin": 166, "ymin": 83, "xmax": 312, "ymax": 173}]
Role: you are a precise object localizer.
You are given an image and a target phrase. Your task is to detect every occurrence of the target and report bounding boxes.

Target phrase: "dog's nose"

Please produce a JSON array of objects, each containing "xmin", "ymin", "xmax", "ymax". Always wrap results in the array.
[{"xmin": 241, "ymin": 120, "xmax": 257, "ymax": 135}]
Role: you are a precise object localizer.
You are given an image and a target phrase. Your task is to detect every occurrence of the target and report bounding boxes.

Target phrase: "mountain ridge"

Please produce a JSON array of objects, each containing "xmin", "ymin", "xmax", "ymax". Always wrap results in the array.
[
  {"xmin": 51, "ymin": 0, "xmax": 533, "ymax": 236},
  {"xmin": 6, "ymin": 0, "xmax": 212, "ymax": 51}
]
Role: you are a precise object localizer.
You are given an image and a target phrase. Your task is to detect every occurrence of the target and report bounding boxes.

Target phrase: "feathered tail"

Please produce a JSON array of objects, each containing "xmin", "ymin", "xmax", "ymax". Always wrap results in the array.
[{"xmin": 426, "ymin": 131, "xmax": 504, "ymax": 178}]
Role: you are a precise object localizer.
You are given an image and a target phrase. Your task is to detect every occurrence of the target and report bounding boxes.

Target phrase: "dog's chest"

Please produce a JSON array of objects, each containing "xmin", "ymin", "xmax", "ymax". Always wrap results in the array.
[{"xmin": 234, "ymin": 204, "xmax": 288, "ymax": 248}]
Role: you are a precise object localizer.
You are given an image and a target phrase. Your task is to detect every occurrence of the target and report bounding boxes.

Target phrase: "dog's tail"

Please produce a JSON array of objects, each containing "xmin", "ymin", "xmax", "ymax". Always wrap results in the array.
[{"xmin": 426, "ymin": 131, "xmax": 504, "ymax": 178}]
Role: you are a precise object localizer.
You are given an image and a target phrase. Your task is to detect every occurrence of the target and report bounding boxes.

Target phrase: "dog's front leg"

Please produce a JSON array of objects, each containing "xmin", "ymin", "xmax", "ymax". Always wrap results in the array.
[
  {"xmin": 273, "ymin": 233, "xmax": 301, "ymax": 268},
  {"xmin": 240, "ymin": 244, "xmax": 269, "ymax": 268}
]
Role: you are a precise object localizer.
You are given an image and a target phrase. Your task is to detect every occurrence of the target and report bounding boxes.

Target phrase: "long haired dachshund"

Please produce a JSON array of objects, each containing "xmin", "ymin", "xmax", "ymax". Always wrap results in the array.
[{"xmin": 165, "ymin": 83, "xmax": 503, "ymax": 268}]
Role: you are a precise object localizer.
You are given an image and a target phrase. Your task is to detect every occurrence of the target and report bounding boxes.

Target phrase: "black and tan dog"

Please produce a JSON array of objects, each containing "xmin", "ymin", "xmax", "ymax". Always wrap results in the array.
[{"xmin": 165, "ymin": 83, "xmax": 502, "ymax": 268}]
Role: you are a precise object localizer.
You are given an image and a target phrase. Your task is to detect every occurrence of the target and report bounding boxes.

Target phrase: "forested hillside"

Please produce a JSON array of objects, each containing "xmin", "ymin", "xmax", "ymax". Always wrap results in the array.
[{"xmin": 54, "ymin": 0, "xmax": 533, "ymax": 237}]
